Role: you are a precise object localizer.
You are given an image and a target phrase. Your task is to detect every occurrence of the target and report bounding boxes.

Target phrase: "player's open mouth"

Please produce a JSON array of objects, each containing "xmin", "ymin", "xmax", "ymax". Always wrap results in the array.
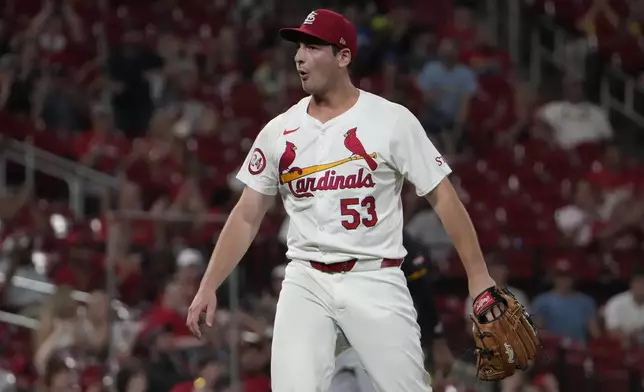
[{"xmin": 298, "ymin": 70, "xmax": 309, "ymax": 80}]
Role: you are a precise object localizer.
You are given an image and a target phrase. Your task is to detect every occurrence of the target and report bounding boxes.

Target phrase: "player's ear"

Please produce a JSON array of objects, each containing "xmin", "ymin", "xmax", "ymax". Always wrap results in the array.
[{"xmin": 336, "ymin": 47, "xmax": 352, "ymax": 68}]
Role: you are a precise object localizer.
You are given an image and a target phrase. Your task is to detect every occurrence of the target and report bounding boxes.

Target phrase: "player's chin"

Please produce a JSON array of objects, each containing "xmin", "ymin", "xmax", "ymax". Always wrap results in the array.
[{"xmin": 300, "ymin": 79, "xmax": 314, "ymax": 94}]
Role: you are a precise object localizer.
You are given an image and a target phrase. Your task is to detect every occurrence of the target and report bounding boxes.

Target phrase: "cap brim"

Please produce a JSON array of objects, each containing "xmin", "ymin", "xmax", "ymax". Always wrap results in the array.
[{"xmin": 279, "ymin": 27, "xmax": 331, "ymax": 46}]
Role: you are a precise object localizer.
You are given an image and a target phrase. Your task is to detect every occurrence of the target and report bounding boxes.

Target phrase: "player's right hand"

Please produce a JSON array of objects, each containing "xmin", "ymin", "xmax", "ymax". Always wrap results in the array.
[{"xmin": 186, "ymin": 288, "xmax": 218, "ymax": 339}]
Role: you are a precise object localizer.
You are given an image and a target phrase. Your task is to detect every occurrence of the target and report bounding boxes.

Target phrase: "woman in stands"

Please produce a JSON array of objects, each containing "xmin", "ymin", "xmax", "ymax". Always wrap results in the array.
[{"xmin": 33, "ymin": 287, "xmax": 109, "ymax": 379}]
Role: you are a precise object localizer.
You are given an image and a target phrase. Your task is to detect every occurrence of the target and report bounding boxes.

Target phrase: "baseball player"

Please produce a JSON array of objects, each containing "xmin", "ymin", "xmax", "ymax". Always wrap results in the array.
[{"xmin": 186, "ymin": 9, "xmax": 497, "ymax": 392}]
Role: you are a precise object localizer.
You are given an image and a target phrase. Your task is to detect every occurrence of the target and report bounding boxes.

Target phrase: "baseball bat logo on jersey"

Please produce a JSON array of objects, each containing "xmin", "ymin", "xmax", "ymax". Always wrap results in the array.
[{"xmin": 278, "ymin": 128, "xmax": 377, "ymax": 198}]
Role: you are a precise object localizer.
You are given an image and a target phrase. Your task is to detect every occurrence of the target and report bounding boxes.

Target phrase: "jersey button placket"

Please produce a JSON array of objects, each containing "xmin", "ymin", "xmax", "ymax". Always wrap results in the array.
[{"xmin": 316, "ymin": 127, "xmax": 331, "ymax": 258}]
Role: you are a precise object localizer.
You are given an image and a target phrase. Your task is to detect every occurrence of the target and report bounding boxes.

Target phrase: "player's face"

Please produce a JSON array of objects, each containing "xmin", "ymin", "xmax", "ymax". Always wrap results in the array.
[{"xmin": 294, "ymin": 39, "xmax": 349, "ymax": 95}]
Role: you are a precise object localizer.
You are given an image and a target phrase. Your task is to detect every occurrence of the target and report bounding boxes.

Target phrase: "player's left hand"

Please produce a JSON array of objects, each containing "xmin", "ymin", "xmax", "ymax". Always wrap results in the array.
[
  {"xmin": 467, "ymin": 273, "xmax": 496, "ymax": 301},
  {"xmin": 468, "ymin": 273, "xmax": 500, "ymax": 320}
]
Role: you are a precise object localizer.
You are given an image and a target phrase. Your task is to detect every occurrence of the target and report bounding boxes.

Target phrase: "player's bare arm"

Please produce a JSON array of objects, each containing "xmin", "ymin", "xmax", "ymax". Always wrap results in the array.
[
  {"xmin": 186, "ymin": 187, "xmax": 274, "ymax": 338},
  {"xmin": 424, "ymin": 178, "xmax": 495, "ymax": 298}
]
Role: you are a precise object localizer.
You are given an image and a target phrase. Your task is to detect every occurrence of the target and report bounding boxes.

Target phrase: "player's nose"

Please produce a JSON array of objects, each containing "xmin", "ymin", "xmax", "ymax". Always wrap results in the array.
[{"xmin": 294, "ymin": 44, "xmax": 306, "ymax": 64}]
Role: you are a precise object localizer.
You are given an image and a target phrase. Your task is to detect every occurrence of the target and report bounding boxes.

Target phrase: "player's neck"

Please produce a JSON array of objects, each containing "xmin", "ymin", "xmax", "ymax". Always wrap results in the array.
[{"xmin": 309, "ymin": 79, "xmax": 359, "ymax": 113}]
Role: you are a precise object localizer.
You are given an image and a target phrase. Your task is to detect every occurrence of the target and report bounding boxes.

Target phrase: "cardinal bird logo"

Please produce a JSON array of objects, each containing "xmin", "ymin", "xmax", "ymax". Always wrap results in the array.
[
  {"xmin": 343, "ymin": 128, "xmax": 378, "ymax": 171},
  {"xmin": 278, "ymin": 141, "xmax": 302, "ymax": 184}
]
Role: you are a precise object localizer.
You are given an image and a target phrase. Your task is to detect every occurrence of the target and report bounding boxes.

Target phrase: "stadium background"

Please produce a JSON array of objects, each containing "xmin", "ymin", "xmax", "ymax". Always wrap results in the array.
[{"xmin": 0, "ymin": 0, "xmax": 643, "ymax": 391}]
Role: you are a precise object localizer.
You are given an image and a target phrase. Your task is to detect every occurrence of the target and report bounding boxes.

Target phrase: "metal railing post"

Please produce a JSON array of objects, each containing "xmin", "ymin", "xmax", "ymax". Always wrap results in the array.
[
  {"xmin": 70, "ymin": 178, "xmax": 83, "ymax": 218},
  {"xmin": 508, "ymin": 0, "xmax": 520, "ymax": 65},
  {"xmin": 105, "ymin": 212, "xmax": 119, "ymax": 387},
  {"xmin": 25, "ymin": 142, "xmax": 35, "ymax": 190}
]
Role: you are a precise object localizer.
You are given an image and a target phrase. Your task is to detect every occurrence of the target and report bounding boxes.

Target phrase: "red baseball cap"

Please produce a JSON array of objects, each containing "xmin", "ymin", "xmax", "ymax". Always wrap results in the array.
[{"xmin": 279, "ymin": 9, "xmax": 358, "ymax": 58}]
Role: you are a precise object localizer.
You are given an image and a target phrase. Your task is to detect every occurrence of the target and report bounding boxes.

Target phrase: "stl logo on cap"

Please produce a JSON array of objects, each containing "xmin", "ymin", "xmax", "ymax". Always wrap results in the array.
[{"xmin": 303, "ymin": 11, "xmax": 317, "ymax": 25}]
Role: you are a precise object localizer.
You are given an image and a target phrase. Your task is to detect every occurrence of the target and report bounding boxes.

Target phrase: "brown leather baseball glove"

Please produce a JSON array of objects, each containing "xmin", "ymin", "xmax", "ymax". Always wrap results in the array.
[{"xmin": 470, "ymin": 286, "xmax": 540, "ymax": 381}]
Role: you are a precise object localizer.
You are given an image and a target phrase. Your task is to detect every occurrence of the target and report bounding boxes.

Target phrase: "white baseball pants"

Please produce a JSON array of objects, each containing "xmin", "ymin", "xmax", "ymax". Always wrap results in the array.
[{"xmin": 270, "ymin": 259, "xmax": 432, "ymax": 392}]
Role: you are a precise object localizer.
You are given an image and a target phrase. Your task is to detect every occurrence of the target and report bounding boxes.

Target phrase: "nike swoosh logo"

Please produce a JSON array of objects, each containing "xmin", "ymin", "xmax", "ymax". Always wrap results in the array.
[{"xmin": 283, "ymin": 127, "xmax": 299, "ymax": 135}]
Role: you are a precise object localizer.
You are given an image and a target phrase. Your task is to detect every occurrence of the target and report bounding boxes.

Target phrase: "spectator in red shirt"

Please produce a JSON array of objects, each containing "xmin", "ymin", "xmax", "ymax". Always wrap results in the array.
[
  {"xmin": 240, "ymin": 335, "xmax": 271, "ymax": 392},
  {"xmin": 50, "ymin": 241, "xmax": 103, "ymax": 292},
  {"xmin": 74, "ymin": 105, "xmax": 130, "ymax": 173},
  {"xmin": 140, "ymin": 280, "xmax": 191, "ymax": 337},
  {"xmin": 438, "ymin": 5, "xmax": 476, "ymax": 50},
  {"xmin": 170, "ymin": 355, "xmax": 225, "ymax": 392},
  {"xmin": 460, "ymin": 24, "xmax": 512, "ymax": 82}
]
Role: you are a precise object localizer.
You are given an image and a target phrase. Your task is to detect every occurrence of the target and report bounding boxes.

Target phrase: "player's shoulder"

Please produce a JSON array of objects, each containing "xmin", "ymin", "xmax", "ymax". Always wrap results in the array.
[{"xmin": 359, "ymin": 90, "xmax": 415, "ymax": 123}]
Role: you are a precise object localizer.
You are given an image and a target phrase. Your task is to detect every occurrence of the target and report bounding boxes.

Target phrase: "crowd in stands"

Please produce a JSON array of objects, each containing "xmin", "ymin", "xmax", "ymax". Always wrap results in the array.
[{"xmin": 0, "ymin": 0, "xmax": 643, "ymax": 391}]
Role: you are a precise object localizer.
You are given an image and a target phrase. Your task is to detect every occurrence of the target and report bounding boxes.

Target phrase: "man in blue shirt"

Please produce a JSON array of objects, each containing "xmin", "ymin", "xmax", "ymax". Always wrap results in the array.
[
  {"xmin": 532, "ymin": 260, "xmax": 601, "ymax": 343},
  {"xmin": 416, "ymin": 38, "xmax": 476, "ymax": 154}
]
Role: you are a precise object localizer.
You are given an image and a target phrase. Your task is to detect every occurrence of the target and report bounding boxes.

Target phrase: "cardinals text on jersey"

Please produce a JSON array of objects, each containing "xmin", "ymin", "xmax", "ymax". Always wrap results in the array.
[
  {"xmin": 236, "ymin": 91, "xmax": 452, "ymax": 263},
  {"xmin": 277, "ymin": 128, "xmax": 377, "ymax": 198}
]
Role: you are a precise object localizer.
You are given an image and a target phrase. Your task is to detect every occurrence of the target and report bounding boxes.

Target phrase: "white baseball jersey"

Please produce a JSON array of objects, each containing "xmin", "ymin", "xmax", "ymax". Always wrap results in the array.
[{"xmin": 236, "ymin": 90, "xmax": 451, "ymax": 263}]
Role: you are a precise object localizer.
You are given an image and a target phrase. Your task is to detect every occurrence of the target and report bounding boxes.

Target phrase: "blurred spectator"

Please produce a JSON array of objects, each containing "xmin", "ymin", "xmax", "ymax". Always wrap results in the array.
[
  {"xmin": 140, "ymin": 280, "xmax": 191, "ymax": 338},
  {"xmin": 405, "ymin": 28, "xmax": 437, "ymax": 74},
  {"xmin": 461, "ymin": 24, "xmax": 511, "ymax": 80},
  {"xmin": 532, "ymin": 260, "xmax": 601, "ymax": 343},
  {"xmin": 107, "ymin": 29, "xmax": 162, "ymax": 137},
  {"xmin": 113, "ymin": 244, "xmax": 145, "ymax": 307},
  {"xmin": 27, "ymin": 0, "xmax": 84, "ymax": 53},
  {"xmin": 557, "ymin": 148, "xmax": 644, "ymax": 248},
  {"xmin": 253, "ymin": 44, "xmax": 291, "ymax": 110},
  {"xmin": 76, "ymin": 291, "xmax": 110, "ymax": 355},
  {"xmin": 35, "ymin": 64, "xmax": 88, "ymax": 135},
  {"xmin": 115, "ymin": 366, "xmax": 148, "ymax": 392},
  {"xmin": 533, "ymin": 76, "xmax": 613, "ymax": 149},
  {"xmin": 50, "ymin": 241, "xmax": 103, "ymax": 292},
  {"xmin": 555, "ymin": 180, "xmax": 604, "ymax": 247},
  {"xmin": 0, "ymin": 21, "xmax": 11, "ymax": 57},
  {"xmin": 39, "ymin": 356, "xmax": 75, "ymax": 392},
  {"xmin": 603, "ymin": 265, "xmax": 644, "ymax": 341},
  {"xmin": 417, "ymin": 38, "xmax": 476, "ymax": 154},
  {"xmin": 586, "ymin": 145, "xmax": 644, "ymax": 246},
  {"xmin": 144, "ymin": 324, "xmax": 189, "ymax": 392},
  {"xmin": 170, "ymin": 355, "xmax": 224, "ymax": 392},
  {"xmin": 500, "ymin": 82, "xmax": 540, "ymax": 147},
  {"xmin": 239, "ymin": 333, "xmax": 270, "ymax": 392},
  {"xmin": 72, "ymin": 105, "xmax": 130, "ymax": 174},
  {"xmin": 253, "ymin": 264, "xmax": 286, "ymax": 321},
  {"xmin": 174, "ymin": 248, "xmax": 205, "ymax": 302},
  {"xmin": 438, "ymin": 5, "xmax": 476, "ymax": 50},
  {"xmin": 525, "ymin": 373, "xmax": 560, "ymax": 392},
  {"xmin": 33, "ymin": 286, "xmax": 79, "ymax": 375},
  {"xmin": 461, "ymin": 24, "xmax": 518, "ymax": 148},
  {"xmin": 0, "ymin": 44, "xmax": 39, "ymax": 118}
]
